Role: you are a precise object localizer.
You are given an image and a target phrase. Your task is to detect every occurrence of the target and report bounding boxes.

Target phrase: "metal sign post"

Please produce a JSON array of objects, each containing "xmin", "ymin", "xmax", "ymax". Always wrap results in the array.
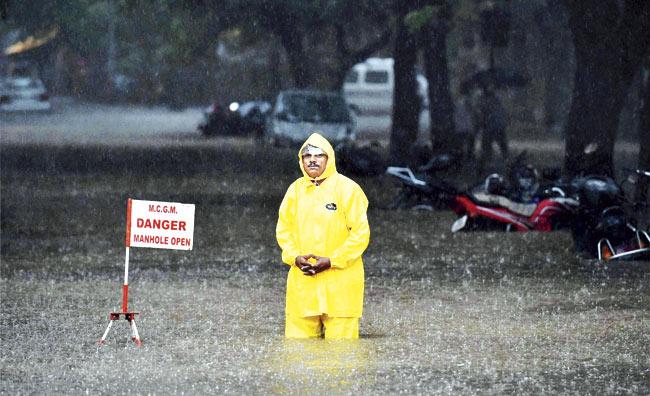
[
  {"xmin": 98, "ymin": 198, "xmax": 195, "ymax": 346},
  {"xmin": 99, "ymin": 246, "xmax": 141, "ymax": 346}
]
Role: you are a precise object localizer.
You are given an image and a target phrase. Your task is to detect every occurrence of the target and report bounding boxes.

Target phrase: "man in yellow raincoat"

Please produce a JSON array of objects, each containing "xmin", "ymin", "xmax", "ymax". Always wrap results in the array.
[{"xmin": 276, "ymin": 133, "xmax": 370, "ymax": 339}]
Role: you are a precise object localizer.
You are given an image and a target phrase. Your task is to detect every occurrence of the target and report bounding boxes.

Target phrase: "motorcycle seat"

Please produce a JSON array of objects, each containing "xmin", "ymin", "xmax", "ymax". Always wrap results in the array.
[{"xmin": 470, "ymin": 191, "xmax": 538, "ymax": 217}]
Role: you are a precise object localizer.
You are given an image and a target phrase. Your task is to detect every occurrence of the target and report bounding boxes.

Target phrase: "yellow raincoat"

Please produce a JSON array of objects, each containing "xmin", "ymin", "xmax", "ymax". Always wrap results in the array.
[{"xmin": 276, "ymin": 133, "xmax": 370, "ymax": 318}]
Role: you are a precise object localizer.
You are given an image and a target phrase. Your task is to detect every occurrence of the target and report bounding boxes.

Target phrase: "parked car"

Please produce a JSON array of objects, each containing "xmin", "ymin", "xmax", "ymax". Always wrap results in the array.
[
  {"xmin": 0, "ymin": 76, "xmax": 51, "ymax": 112},
  {"xmin": 265, "ymin": 90, "xmax": 357, "ymax": 146},
  {"xmin": 343, "ymin": 57, "xmax": 428, "ymax": 115},
  {"xmin": 198, "ymin": 100, "xmax": 270, "ymax": 137}
]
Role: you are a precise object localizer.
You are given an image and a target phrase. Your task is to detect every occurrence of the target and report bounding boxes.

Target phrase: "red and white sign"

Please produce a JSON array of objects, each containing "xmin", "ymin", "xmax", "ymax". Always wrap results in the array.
[{"xmin": 125, "ymin": 199, "xmax": 195, "ymax": 250}]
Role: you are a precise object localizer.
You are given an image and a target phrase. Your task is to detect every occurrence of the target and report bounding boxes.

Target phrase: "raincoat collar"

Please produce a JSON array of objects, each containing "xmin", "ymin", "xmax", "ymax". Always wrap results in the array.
[{"xmin": 298, "ymin": 132, "xmax": 337, "ymax": 184}]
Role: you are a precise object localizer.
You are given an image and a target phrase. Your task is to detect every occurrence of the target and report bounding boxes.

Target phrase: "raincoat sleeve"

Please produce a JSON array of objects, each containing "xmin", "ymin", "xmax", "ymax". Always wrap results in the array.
[
  {"xmin": 330, "ymin": 185, "xmax": 370, "ymax": 269},
  {"xmin": 276, "ymin": 182, "xmax": 300, "ymax": 266}
]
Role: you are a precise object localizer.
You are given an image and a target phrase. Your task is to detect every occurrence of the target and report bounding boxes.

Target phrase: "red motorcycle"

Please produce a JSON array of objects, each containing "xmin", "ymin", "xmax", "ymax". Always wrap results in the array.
[{"xmin": 386, "ymin": 165, "xmax": 579, "ymax": 233}]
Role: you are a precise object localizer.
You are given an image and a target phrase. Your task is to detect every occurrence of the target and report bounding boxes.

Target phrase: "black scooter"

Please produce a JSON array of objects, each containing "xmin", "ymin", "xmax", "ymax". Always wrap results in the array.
[{"xmin": 568, "ymin": 169, "xmax": 650, "ymax": 261}]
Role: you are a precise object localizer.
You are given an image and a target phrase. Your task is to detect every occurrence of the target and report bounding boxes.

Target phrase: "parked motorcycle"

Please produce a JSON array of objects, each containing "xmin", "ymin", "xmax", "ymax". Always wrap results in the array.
[
  {"xmin": 335, "ymin": 140, "xmax": 386, "ymax": 177},
  {"xmin": 569, "ymin": 169, "xmax": 650, "ymax": 261},
  {"xmin": 386, "ymin": 156, "xmax": 649, "ymax": 260},
  {"xmin": 385, "ymin": 151, "xmax": 460, "ymax": 210},
  {"xmin": 386, "ymin": 161, "xmax": 579, "ymax": 232},
  {"xmin": 387, "ymin": 152, "xmax": 578, "ymax": 229},
  {"xmin": 198, "ymin": 101, "xmax": 270, "ymax": 137}
]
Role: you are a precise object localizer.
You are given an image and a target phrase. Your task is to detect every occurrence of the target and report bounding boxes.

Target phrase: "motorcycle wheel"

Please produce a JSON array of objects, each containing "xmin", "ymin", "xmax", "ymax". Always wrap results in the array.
[
  {"xmin": 463, "ymin": 216, "xmax": 511, "ymax": 232},
  {"xmin": 387, "ymin": 189, "xmax": 412, "ymax": 210},
  {"xmin": 387, "ymin": 189, "xmax": 432, "ymax": 210}
]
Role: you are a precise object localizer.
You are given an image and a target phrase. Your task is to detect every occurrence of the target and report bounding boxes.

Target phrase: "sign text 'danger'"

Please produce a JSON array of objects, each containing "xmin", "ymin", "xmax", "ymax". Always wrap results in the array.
[{"xmin": 127, "ymin": 199, "xmax": 195, "ymax": 250}]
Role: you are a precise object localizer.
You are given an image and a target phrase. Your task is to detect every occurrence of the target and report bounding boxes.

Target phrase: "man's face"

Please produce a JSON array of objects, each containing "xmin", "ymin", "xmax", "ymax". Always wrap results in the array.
[{"xmin": 302, "ymin": 152, "xmax": 328, "ymax": 178}]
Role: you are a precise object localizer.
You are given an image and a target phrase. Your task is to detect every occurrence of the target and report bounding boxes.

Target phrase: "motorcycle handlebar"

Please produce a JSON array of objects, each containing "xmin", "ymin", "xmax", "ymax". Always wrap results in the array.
[
  {"xmin": 636, "ymin": 169, "xmax": 650, "ymax": 178},
  {"xmin": 385, "ymin": 167, "xmax": 427, "ymax": 186},
  {"xmin": 386, "ymin": 166, "xmax": 459, "ymax": 196},
  {"xmin": 623, "ymin": 167, "xmax": 650, "ymax": 179}
]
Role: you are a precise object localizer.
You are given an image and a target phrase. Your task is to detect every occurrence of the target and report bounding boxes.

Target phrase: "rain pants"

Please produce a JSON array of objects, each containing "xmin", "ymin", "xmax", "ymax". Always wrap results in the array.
[{"xmin": 276, "ymin": 133, "xmax": 370, "ymax": 320}]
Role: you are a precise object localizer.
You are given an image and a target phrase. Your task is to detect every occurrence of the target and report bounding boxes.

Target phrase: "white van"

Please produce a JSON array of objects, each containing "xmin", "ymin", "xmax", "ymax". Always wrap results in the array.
[{"xmin": 342, "ymin": 58, "xmax": 429, "ymax": 116}]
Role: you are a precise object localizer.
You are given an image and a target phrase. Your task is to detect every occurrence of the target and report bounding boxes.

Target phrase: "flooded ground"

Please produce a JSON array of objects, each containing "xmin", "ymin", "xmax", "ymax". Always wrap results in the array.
[{"xmin": 1, "ymin": 119, "xmax": 648, "ymax": 394}]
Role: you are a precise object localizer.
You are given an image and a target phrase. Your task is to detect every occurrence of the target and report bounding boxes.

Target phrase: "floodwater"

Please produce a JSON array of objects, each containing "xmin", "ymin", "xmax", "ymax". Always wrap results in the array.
[{"xmin": 1, "ymin": 104, "xmax": 648, "ymax": 394}]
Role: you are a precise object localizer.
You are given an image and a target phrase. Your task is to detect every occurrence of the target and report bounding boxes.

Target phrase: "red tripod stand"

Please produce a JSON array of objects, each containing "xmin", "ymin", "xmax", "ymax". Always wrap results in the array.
[{"xmin": 98, "ymin": 247, "xmax": 142, "ymax": 346}]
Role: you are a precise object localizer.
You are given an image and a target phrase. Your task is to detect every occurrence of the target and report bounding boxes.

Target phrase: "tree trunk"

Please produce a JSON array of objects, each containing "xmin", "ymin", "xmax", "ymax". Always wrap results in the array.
[
  {"xmin": 563, "ymin": 44, "xmax": 627, "ymax": 176},
  {"xmin": 267, "ymin": 37, "xmax": 283, "ymax": 97},
  {"xmin": 389, "ymin": 3, "xmax": 421, "ymax": 165},
  {"xmin": 563, "ymin": 1, "xmax": 650, "ymax": 177},
  {"xmin": 277, "ymin": 27, "xmax": 312, "ymax": 89},
  {"xmin": 537, "ymin": 1, "xmax": 573, "ymax": 132},
  {"xmin": 637, "ymin": 62, "xmax": 650, "ymax": 205},
  {"xmin": 508, "ymin": 3, "xmax": 530, "ymax": 122},
  {"xmin": 423, "ymin": 16, "xmax": 454, "ymax": 153}
]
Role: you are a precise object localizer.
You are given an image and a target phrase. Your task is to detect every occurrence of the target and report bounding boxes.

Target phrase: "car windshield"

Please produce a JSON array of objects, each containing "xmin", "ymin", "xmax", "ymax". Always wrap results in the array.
[
  {"xmin": 280, "ymin": 93, "xmax": 351, "ymax": 123},
  {"xmin": 364, "ymin": 70, "xmax": 389, "ymax": 84}
]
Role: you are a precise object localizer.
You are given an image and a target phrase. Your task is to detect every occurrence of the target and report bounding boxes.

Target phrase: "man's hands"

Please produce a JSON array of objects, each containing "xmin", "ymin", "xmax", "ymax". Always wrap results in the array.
[
  {"xmin": 295, "ymin": 254, "xmax": 314, "ymax": 273},
  {"xmin": 308, "ymin": 256, "xmax": 331, "ymax": 275},
  {"xmin": 295, "ymin": 254, "xmax": 331, "ymax": 276}
]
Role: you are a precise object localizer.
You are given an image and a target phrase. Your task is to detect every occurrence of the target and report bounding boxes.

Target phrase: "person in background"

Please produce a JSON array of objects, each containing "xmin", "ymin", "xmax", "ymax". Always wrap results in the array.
[
  {"xmin": 454, "ymin": 95, "xmax": 476, "ymax": 161},
  {"xmin": 478, "ymin": 89, "xmax": 509, "ymax": 171}
]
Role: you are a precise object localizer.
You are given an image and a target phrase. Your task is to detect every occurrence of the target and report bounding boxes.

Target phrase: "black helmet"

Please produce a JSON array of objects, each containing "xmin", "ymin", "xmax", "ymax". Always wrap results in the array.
[
  {"xmin": 514, "ymin": 164, "xmax": 539, "ymax": 192},
  {"xmin": 599, "ymin": 207, "xmax": 628, "ymax": 241},
  {"xmin": 485, "ymin": 173, "xmax": 507, "ymax": 195},
  {"xmin": 580, "ymin": 177, "xmax": 622, "ymax": 209}
]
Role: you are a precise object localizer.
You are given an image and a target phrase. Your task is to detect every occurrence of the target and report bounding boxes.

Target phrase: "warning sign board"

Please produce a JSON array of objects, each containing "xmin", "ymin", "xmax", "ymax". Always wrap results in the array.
[{"xmin": 126, "ymin": 199, "xmax": 195, "ymax": 250}]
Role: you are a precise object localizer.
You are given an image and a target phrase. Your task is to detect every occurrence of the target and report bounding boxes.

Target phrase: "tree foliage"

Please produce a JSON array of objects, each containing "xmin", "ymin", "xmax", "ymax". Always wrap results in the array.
[
  {"xmin": 3, "ymin": 0, "xmax": 105, "ymax": 57},
  {"xmin": 6, "ymin": 0, "xmax": 646, "ymax": 178},
  {"xmin": 212, "ymin": 0, "xmax": 395, "ymax": 89}
]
